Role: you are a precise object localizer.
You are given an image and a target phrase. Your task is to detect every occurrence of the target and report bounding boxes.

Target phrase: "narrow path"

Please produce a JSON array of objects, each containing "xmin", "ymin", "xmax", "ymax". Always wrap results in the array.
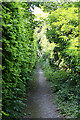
[{"xmin": 25, "ymin": 66, "xmax": 60, "ymax": 118}]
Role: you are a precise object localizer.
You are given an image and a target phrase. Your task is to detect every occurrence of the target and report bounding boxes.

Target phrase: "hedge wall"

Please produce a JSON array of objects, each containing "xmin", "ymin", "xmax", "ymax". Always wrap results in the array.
[
  {"xmin": 46, "ymin": 2, "xmax": 79, "ymax": 73},
  {"xmin": 2, "ymin": 2, "xmax": 37, "ymax": 118},
  {"xmin": 39, "ymin": 2, "xmax": 80, "ymax": 118}
]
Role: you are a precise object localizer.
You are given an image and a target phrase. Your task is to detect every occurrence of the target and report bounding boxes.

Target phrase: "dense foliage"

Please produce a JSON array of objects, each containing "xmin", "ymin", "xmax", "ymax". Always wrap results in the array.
[
  {"xmin": 2, "ymin": 2, "xmax": 37, "ymax": 119},
  {"xmin": 46, "ymin": 3, "xmax": 79, "ymax": 72},
  {"xmin": 39, "ymin": 2, "xmax": 80, "ymax": 118},
  {"xmin": 2, "ymin": 1, "xmax": 80, "ymax": 119}
]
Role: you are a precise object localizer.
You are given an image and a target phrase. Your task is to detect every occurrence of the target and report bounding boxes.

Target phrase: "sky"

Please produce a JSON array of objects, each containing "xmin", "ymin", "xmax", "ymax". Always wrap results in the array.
[
  {"xmin": 32, "ymin": 6, "xmax": 49, "ymax": 20},
  {"xmin": 32, "ymin": 0, "xmax": 78, "ymax": 17},
  {"xmin": 33, "ymin": 7, "xmax": 48, "ymax": 16}
]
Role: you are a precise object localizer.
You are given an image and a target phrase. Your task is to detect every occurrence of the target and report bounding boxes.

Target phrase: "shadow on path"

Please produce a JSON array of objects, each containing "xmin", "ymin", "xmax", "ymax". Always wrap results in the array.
[{"xmin": 24, "ymin": 65, "xmax": 61, "ymax": 118}]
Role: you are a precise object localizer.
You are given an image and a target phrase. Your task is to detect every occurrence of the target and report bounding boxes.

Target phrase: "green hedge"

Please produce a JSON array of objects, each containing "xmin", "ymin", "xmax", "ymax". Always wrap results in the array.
[
  {"xmin": 46, "ymin": 2, "xmax": 79, "ymax": 73},
  {"xmin": 2, "ymin": 2, "xmax": 37, "ymax": 118},
  {"xmin": 39, "ymin": 2, "xmax": 80, "ymax": 118},
  {"xmin": 40, "ymin": 58, "xmax": 79, "ymax": 118}
]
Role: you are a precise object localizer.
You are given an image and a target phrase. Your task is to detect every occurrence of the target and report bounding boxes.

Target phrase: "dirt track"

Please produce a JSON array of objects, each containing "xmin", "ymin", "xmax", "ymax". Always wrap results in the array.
[{"xmin": 24, "ymin": 67, "xmax": 61, "ymax": 118}]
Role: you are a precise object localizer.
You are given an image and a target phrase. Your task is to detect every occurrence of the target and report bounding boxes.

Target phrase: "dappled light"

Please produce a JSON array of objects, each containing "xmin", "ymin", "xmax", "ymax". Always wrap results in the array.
[{"xmin": 1, "ymin": 1, "xmax": 80, "ymax": 119}]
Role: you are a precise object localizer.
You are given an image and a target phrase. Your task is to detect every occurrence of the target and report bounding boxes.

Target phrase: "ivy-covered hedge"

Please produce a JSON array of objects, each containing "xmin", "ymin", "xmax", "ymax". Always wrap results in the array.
[{"xmin": 2, "ymin": 2, "xmax": 37, "ymax": 118}]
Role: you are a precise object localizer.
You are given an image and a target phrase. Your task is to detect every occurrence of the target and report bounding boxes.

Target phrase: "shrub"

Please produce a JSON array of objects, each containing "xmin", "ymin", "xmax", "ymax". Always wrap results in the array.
[{"xmin": 2, "ymin": 2, "xmax": 37, "ymax": 118}]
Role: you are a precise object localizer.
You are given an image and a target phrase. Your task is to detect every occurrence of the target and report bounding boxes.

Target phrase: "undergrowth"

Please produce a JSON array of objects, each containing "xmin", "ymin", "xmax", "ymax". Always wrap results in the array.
[{"xmin": 40, "ymin": 59, "xmax": 79, "ymax": 118}]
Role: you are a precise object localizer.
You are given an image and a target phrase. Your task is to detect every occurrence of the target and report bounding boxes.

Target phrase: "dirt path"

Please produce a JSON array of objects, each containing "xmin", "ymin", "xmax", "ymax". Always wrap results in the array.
[{"xmin": 24, "ymin": 66, "xmax": 61, "ymax": 118}]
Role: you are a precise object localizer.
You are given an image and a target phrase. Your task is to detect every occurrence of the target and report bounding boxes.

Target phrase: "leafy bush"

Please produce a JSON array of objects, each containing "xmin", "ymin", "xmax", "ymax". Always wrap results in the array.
[
  {"xmin": 2, "ymin": 2, "xmax": 37, "ymax": 118},
  {"xmin": 39, "ymin": 2, "xmax": 80, "ymax": 118},
  {"xmin": 41, "ymin": 3, "xmax": 79, "ymax": 118},
  {"xmin": 46, "ymin": 2, "xmax": 79, "ymax": 73},
  {"xmin": 50, "ymin": 70, "xmax": 70, "ymax": 92},
  {"xmin": 40, "ymin": 59, "xmax": 79, "ymax": 118},
  {"xmin": 56, "ymin": 73, "xmax": 79, "ymax": 118}
]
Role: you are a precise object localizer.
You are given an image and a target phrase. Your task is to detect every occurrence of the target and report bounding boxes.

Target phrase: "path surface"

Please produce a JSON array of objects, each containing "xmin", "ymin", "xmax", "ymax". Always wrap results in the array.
[{"xmin": 25, "ymin": 66, "xmax": 60, "ymax": 118}]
